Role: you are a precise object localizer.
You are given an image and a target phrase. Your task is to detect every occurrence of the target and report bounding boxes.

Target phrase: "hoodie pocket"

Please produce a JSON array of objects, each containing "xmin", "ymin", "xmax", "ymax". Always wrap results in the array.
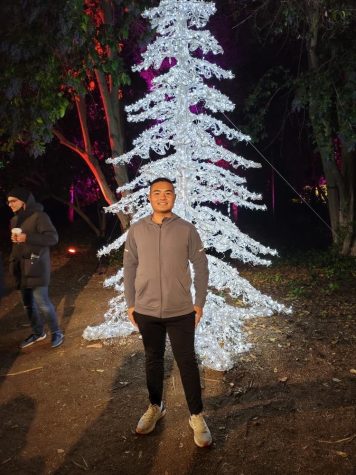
[
  {"xmin": 164, "ymin": 277, "xmax": 192, "ymax": 310},
  {"xmin": 135, "ymin": 278, "xmax": 160, "ymax": 310}
]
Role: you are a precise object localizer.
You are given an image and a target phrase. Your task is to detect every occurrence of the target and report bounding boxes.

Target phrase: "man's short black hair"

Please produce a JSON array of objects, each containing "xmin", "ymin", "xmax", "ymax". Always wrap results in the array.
[{"xmin": 149, "ymin": 177, "xmax": 175, "ymax": 189}]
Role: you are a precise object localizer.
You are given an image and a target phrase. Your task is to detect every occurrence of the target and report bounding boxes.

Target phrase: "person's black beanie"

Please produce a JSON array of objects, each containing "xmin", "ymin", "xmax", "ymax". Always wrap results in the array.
[{"xmin": 7, "ymin": 187, "xmax": 31, "ymax": 203}]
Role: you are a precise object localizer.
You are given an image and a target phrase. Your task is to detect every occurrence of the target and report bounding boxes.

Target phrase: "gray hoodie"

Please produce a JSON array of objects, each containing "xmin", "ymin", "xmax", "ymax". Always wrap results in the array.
[{"xmin": 123, "ymin": 213, "xmax": 209, "ymax": 318}]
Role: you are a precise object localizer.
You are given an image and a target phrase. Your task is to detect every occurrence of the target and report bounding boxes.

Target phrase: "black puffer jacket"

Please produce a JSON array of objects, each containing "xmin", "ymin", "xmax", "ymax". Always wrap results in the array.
[{"xmin": 9, "ymin": 194, "xmax": 58, "ymax": 289}]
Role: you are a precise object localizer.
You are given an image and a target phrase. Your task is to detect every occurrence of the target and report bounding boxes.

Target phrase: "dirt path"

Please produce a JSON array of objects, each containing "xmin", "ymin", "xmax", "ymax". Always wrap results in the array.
[{"xmin": 0, "ymin": 249, "xmax": 355, "ymax": 474}]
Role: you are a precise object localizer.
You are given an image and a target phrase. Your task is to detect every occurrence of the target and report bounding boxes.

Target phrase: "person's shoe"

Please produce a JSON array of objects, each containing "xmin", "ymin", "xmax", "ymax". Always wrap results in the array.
[
  {"xmin": 51, "ymin": 332, "xmax": 64, "ymax": 348},
  {"xmin": 136, "ymin": 403, "xmax": 166, "ymax": 434},
  {"xmin": 189, "ymin": 413, "xmax": 212, "ymax": 447},
  {"xmin": 20, "ymin": 333, "xmax": 47, "ymax": 349}
]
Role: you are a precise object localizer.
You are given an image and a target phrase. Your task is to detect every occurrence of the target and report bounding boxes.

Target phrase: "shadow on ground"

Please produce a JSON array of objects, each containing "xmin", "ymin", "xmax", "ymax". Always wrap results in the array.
[{"xmin": 0, "ymin": 249, "xmax": 96, "ymax": 385}]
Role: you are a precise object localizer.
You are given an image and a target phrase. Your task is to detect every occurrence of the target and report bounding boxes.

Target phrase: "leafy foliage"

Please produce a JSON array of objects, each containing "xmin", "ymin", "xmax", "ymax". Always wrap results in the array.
[
  {"xmin": 0, "ymin": 0, "xmax": 144, "ymax": 157},
  {"xmin": 238, "ymin": 0, "xmax": 356, "ymax": 156},
  {"xmin": 277, "ymin": 248, "xmax": 356, "ymax": 297},
  {"xmin": 243, "ymin": 66, "xmax": 291, "ymax": 141},
  {"xmin": 0, "ymin": 0, "xmax": 81, "ymax": 156}
]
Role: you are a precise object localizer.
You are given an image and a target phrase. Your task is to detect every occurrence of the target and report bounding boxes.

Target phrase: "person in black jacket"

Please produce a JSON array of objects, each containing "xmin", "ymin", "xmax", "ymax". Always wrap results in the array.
[{"xmin": 7, "ymin": 187, "xmax": 64, "ymax": 349}]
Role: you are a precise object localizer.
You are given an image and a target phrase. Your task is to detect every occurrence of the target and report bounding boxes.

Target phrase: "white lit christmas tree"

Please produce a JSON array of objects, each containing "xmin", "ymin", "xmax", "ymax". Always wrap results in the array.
[{"xmin": 84, "ymin": 0, "xmax": 291, "ymax": 370}]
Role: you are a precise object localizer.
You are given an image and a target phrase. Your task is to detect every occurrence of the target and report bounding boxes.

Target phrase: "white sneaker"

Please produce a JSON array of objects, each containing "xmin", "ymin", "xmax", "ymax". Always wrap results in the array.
[
  {"xmin": 136, "ymin": 403, "xmax": 166, "ymax": 434},
  {"xmin": 189, "ymin": 413, "xmax": 212, "ymax": 447}
]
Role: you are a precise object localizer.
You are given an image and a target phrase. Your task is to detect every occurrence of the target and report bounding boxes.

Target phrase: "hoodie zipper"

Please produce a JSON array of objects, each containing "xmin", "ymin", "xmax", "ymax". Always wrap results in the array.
[{"xmin": 158, "ymin": 223, "xmax": 162, "ymax": 317}]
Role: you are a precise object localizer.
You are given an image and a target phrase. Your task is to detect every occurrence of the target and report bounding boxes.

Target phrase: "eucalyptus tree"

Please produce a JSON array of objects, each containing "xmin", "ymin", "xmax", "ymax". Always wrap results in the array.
[
  {"xmin": 0, "ymin": 0, "xmax": 146, "ymax": 231},
  {"xmin": 234, "ymin": 0, "xmax": 356, "ymax": 255}
]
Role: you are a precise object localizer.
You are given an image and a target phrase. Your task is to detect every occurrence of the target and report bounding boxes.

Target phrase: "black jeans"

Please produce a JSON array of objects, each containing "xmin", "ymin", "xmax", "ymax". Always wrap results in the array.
[{"xmin": 134, "ymin": 312, "xmax": 203, "ymax": 415}]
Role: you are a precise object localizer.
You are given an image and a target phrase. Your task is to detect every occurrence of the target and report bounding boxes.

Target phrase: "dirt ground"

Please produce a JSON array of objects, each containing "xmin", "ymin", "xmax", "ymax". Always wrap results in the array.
[{"xmin": 0, "ymin": 245, "xmax": 355, "ymax": 475}]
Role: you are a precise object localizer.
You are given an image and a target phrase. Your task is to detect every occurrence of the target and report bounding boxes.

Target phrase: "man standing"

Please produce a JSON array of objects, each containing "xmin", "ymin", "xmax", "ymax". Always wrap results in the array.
[
  {"xmin": 124, "ymin": 177, "xmax": 212, "ymax": 447},
  {"xmin": 7, "ymin": 187, "xmax": 64, "ymax": 349}
]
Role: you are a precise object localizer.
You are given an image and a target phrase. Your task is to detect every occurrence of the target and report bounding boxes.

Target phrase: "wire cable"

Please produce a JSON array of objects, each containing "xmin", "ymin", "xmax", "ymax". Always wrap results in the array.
[{"xmin": 222, "ymin": 111, "xmax": 335, "ymax": 236}]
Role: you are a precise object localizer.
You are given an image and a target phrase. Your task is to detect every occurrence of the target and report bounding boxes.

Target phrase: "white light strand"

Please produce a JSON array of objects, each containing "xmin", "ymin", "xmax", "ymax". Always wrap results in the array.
[{"xmin": 83, "ymin": 0, "xmax": 291, "ymax": 370}]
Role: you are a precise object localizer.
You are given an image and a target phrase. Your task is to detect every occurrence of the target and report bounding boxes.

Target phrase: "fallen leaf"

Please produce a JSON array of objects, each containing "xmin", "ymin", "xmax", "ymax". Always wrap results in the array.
[
  {"xmin": 350, "ymin": 369, "xmax": 356, "ymax": 375},
  {"xmin": 57, "ymin": 449, "xmax": 65, "ymax": 454},
  {"xmin": 335, "ymin": 451, "xmax": 348, "ymax": 458},
  {"xmin": 86, "ymin": 343, "xmax": 103, "ymax": 349},
  {"xmin": 279, "ymin": 376, "xmax": 288, "ymax": 383}
]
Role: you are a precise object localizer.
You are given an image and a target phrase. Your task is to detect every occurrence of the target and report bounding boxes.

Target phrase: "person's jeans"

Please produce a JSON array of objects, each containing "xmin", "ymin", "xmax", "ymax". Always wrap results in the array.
[
  {"xmin": 21, "ymin": 287, "xmax": 60, "ymax": 336},
  {"xmin": 134, "ymin": 312, "xmax": 203, "ymax": 415}
]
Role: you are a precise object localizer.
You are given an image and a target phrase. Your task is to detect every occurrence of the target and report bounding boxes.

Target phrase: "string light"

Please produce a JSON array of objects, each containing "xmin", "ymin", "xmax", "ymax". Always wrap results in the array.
[{"xmin": 83, "ymin": 0, "xmax": 291, "ymax": 370}]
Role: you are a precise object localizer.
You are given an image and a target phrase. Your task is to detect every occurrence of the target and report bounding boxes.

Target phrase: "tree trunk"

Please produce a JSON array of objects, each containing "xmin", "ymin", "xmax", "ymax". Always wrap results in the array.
[
  {"xmin": 53, "ymin": 84, "xmax": 130, "ymax": 232},
  {"xmin": 53, "ymin": 128, "xmax": 117, "ymax": 206},
  {"xmin": 305, "ymin": 1, "xmax": 355, "ymax": 255},
  {"xmin": 94, "ymin": 69, "xmax": 130, "ymax": 188},
  {"xmin": 311, "ymin": 125, "xmax": 355, "ymax": 255},
  {"xmin": 51, "ymin": 194, "xmax": 102, "ymax": 237},
  {"xmin": 319, "ymin": 152, "xmax": 339, "ymax": 243},
  {"xmin": 95, "ymin": 1, "xmax": 130, "ymax": 230},
  {"xmin": 53, "ymin": 1, "xmax": 131, "ymax": 233},
  {"xmin": 339, "ymin": 149, "xmax": 356, "ymax": 255}
]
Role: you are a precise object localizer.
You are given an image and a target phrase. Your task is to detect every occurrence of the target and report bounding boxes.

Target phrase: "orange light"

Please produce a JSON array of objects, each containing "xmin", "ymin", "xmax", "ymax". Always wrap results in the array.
[{"xmin": 67, "ymin": 247, "xmax": 77, "ymax": 255}]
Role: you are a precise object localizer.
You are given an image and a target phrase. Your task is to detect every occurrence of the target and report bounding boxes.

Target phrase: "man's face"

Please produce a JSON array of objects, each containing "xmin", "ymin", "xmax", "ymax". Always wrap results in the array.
[
  {"xmin": 149, "ymin": 181, "xmax": 176, "ymax": 214},
  {"xmin": 7, "ymin": 196, "xmax": 25, "ymax": 213}
]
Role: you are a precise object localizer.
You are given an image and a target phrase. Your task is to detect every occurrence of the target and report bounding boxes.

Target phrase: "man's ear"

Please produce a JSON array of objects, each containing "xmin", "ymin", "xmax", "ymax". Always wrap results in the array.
[{"xmin": 147, "ymin": 194, "xmax": 151, "ymax": 202}]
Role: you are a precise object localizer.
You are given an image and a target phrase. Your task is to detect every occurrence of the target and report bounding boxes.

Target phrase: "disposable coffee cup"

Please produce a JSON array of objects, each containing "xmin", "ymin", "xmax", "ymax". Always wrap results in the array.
[{"xmin": 11, "ymin": 228, "xmax": 22, "ymax": 235}]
